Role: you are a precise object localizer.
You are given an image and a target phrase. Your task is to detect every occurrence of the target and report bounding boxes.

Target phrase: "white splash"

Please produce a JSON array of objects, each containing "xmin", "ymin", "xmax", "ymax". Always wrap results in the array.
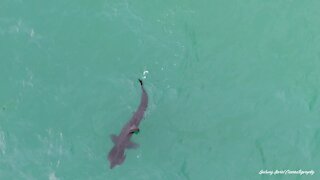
[
  {"xmin": 49, "ymin": 172, "xmax": 59, "ymax": 180},
  {"xmin": 30, "ymin": 28, "xmax": 34, "ymax": 37},
  {"xmin": 22, "ymin": 67, "xmax": 34, "ymax": 88},
  {"xmin": 56, "ymin": 160, "xmax": 60, "ymax": 168},
  {"xmin": 142, "ymin": 70, "xmax": 149, "ymax": 79}
]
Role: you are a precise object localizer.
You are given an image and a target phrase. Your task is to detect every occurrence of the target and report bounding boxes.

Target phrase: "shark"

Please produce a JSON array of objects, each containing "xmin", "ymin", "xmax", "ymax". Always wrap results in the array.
[{"xmin": 108, "ymin": 79, "xmax": 148, "ymax": 169}]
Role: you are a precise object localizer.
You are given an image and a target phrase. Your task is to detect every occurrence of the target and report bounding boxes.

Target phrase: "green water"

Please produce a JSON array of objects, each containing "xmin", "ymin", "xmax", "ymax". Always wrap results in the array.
[{"xmin": 1, "ymin": 0, "xmax": 320, "ymax": 179}]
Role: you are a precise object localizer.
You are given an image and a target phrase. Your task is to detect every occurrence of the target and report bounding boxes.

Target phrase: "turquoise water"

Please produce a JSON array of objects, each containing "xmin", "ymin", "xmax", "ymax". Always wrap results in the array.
[{"xmin": 1, "ymin": 0, "xmax": 320, "ymax": 179}]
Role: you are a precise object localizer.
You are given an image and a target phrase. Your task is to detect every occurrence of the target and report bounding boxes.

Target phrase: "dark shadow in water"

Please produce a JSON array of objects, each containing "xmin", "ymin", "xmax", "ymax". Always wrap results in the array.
[{"xmin": 179, "ymin": 159, "xmax": 190, "ymax": 180}]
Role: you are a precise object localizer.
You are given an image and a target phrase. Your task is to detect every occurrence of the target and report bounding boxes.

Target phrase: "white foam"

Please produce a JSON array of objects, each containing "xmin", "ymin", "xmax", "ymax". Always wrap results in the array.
[
  {"xmin": 142, "ymin": 70, "xmax": 149, "ymax": 79},
  {"xmin": 49, "ymin": 172, "xmax": 59, "ymax": 180},
  {"xmin": 30, "ymin": 28, "xmax": 34, "ymax": 37},
  {"xmin": 0, "ymin": 131, "xmax": 5, "ymax": 155},
  {"xmin": 56, "ymin": 160, "xmax": 60, "ymax": 168}
]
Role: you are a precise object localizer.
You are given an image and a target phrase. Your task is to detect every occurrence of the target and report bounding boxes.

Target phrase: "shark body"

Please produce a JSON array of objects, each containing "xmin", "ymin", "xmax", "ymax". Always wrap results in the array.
[{"xmin": 108, "ymin": 79, "xmax": 148, "ymax": 169}]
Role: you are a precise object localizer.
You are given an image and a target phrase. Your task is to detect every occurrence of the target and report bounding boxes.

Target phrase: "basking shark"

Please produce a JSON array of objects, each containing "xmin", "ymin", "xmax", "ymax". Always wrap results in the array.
[{"xmin": 108, "ymin": 79, "xmax": 148, "ymax": 169}]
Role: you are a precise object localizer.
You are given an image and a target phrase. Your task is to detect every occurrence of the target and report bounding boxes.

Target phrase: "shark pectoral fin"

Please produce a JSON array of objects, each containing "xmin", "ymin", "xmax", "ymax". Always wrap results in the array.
[
  {"xmin": 129, "ymin": 125, "xmax": 140, "ymax": 134},
  {"xmin": 110, "ymin": 134, "xmax": 118, "ymax": 144},
  {"xmin": 126, "ymin": 141, "xmax": 139, "ymax": 149}
]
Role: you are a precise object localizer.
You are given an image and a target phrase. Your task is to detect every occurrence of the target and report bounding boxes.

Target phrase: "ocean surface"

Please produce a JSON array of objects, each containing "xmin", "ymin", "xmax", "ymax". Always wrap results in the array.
[{"xmin": 1, "ymin": 0, "xmax": 320, "ymax": 179}]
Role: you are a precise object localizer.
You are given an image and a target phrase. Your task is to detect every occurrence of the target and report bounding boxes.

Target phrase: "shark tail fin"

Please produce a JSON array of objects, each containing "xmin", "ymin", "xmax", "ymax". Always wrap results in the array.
[
  {"xmin": 110, "ymin": 134, "xmax": 118, "ymax": 144},
  {"xmin": 138, "ymin": 79, "xmax": 143, "ymax": 86}
]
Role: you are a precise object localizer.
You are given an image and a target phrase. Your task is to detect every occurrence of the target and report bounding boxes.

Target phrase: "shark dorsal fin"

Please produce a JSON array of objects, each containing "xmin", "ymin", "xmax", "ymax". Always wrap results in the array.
[
  {"xmin": 110, "ymin": 134, "xmax": 118, "ymax": 144},
  {"xmin": 129, "ymin": 125, "xmax": 140, "ymax": 134}
]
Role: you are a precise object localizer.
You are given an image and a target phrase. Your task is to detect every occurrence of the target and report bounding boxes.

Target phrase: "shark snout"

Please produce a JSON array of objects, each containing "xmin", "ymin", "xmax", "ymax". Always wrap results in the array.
[
  {"xmin": 109, "ymin": 156, "xmax": 125, "ymax": 169},
  {"xmin": 108, "ymin": 146, "xmax": 126, "ymax": 169},
  {"xmin": 110, "ymin": 162, "xmax": 116, "ymax": 169},
  {"xmin": 109, "ymin": 156, "xmax": 119, "ymax": 169}
]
